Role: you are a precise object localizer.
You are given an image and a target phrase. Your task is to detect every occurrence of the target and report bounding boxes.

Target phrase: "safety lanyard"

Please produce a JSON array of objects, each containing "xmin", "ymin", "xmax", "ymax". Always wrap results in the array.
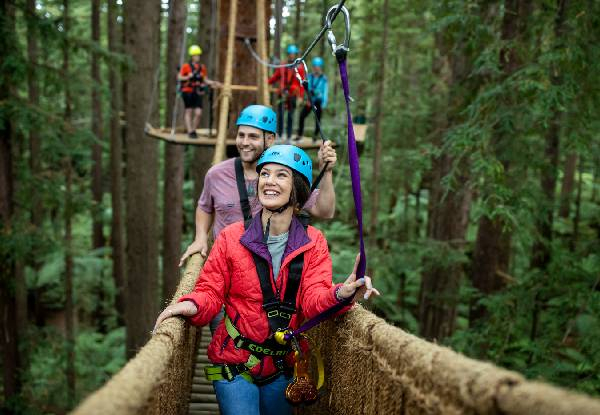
[{"xmin": 283, "ymin": 6, "xmax": 366, "ymax": 342}]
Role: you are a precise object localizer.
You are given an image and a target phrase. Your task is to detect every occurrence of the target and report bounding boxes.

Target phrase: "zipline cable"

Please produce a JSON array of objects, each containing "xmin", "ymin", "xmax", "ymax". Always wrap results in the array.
[{"xmin": 242, "ymin": 0, "xmax": 347, "ymax": 70}]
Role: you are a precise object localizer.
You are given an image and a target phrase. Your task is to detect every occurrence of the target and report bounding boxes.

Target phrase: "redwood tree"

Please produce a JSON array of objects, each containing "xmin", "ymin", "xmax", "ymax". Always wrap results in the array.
[
  {"xmin": 108, "ymin": 0, "xmax": 125, "ymax": 320},
  {"xmin": 162, "ymin": 0, "xmax": 187, "ymax": 303},
  {"xmin": 0, "ymin": 1, "xmax": 20, "ymax": 408},
  {"xmin": 124, "ymin": 0, "xmax": 161, "ymax": 356},
  {"xmin": 469, "ymin": 0, "xmax": 532, "ymax": 324},
  {"xmin": 91, "ymin": 0, "xmax": 104, "ymax": 249}
]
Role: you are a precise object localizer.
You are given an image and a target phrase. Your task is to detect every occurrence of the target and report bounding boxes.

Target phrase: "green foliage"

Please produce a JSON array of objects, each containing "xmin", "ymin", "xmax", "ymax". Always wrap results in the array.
[{"xmin": 21, "ymin": 327, "xmax": 125, "ymax": 413}]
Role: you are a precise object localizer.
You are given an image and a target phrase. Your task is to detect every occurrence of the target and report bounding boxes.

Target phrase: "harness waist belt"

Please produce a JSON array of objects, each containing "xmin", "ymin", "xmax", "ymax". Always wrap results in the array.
[{"xmin": 225, "ymin": 316, "xmax": 291, "ymax": 357}]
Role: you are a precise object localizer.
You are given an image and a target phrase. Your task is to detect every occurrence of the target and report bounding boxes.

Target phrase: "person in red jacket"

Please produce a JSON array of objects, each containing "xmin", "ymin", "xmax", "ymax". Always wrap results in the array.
[
  {"xmin": 154, "ymin": 145, "xmax": 378, "ymax": 415},
  {"xmin": 268, "ymin": 45, "xmax": 305, "ymax": 140}
]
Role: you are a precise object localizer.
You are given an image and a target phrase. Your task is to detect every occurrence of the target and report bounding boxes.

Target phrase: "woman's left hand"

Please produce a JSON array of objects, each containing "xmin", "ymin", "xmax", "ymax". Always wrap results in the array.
[{"xmin": 336, "ymin": 254, "xmax": 380, "ymax": 302}]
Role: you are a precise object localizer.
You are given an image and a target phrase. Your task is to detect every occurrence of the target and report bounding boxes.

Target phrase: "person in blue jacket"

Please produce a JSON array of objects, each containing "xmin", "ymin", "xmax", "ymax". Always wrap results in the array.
[{"xmin": 297, "ymin": 56, "xmax": 328, "ymax": 141}]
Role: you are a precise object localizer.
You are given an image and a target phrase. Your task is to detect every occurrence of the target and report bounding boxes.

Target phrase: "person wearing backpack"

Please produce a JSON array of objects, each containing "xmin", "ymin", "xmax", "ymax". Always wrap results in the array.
[{"xmin": 178, "ymin": 44, "xmax": 217, "ymax": 138}]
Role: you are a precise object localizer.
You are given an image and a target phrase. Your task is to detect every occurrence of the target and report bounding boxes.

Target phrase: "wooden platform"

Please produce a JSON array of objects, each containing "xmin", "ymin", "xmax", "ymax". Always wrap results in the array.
[{"xmin": 145, "ymin": 123, "xmax": 368, "ymax": 148}]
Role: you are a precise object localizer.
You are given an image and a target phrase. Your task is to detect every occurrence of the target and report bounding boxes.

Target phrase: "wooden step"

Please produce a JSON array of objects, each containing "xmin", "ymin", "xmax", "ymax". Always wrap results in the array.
[
  {"xmin": 192, "ymin": 376, "xmax": 212, "ymax": 385},
  {"xmin": 190, "ymin": 393, "xmax": 217, "ymax": 403},
  {"xmin": 194, "ymin": 355, "xmax": 210, "ymax": 364},
  {"xmin": 189, "ymin": 403, "xmax": 220, "ymax": 411},
  {"xmin": 191, "ymin": 384, "xmax": 216, "ymax": 394}
]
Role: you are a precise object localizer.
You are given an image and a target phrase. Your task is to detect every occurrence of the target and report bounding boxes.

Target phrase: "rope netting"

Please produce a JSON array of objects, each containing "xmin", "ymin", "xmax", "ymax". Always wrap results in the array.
[{"xmin": 71, "ymin": 251, "xmax": 600, "ymax": 415}]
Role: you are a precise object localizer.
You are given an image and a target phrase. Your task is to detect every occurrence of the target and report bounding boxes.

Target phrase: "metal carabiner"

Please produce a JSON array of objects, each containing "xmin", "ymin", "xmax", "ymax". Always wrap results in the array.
[
  {"xmin": 325, "ymin": 4, "xmax": 351, "ymax": 56},
  {"xmin": 292, "ymin": 59, "xmax": 309, "ymax": 85}
]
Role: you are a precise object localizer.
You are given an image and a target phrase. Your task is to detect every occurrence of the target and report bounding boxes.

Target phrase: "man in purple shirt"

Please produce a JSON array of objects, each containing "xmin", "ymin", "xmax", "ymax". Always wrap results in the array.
[{"xmin": 179, "ymin": 104, "xmax": 337, "ymax": 264}]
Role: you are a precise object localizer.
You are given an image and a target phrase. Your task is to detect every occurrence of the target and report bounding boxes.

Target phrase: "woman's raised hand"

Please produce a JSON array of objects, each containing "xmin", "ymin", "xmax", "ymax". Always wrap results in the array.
[
  {"xmin": 336, "ymin": 254, "xmax": 380, "ymax": 302},
  {"xmin": 152, "ymin": 300, "xmax": 198, "ymax": 334}
]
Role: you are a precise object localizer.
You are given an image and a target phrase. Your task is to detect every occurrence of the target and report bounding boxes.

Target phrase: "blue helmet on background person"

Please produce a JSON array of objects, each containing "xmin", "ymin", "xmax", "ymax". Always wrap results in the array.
[
  {"xmin": 236, "ymin": 105, "xmax": 277, "ymax": 134},
  {"xmin": 312, "ymin": 57, "xmax": 324, "ymax": 67},
  {"xmin": 287, "ymin": 44, "xmax": 300, "ymax": 55},
  {"xmin": 256, "ymin": 145, "xmax": 312, "ymax": 187}
]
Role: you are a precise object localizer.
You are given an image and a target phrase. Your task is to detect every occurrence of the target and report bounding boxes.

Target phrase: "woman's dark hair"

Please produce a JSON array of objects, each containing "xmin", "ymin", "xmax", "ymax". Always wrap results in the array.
[{"xmin": 290, "ymin": 171, "xmax": 311, "ymax": 213}]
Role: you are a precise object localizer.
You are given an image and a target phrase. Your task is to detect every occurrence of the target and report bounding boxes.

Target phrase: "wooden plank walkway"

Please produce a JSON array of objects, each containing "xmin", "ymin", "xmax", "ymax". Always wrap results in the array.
[{"xmin": 188, "ymin": 325, "xmax": 220, "ymax": 415}]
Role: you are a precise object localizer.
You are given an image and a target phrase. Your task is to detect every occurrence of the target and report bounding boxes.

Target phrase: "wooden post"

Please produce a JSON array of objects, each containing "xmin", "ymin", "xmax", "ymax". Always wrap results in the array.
[
  {"xmin": 256, "ymin": 0, "xmax": 270, "ymax": 105},
  {"xmin": 212, "ymin": 0, "xmax": 238, "ymax": 165}
]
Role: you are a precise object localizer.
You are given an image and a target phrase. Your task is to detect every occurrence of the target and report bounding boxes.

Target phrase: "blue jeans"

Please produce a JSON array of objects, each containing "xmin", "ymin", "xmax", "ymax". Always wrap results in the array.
[{"xmin": 213, "ymin": 374, "xmax": 292, "ymax": 415}]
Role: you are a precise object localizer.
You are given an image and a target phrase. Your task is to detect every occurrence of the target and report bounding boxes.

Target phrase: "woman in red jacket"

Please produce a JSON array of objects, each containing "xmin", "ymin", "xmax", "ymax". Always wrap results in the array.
[{"xmin": 154, "ymin": 145, "xmax": 378, "ymax": 415}]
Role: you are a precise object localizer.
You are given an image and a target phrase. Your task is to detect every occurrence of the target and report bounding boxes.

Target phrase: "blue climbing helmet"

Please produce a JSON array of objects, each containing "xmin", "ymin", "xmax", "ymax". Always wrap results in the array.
[
  {"xmin": 287, "ymin": 44, "xmax": 299, "ymax": 55},
  {"xmin": 312, "ymin": 56, "xmax": 324, "ymax": 67},
  {"xmin": 236, "ymin": 105, "xmax": 277, "ymax": 134},
  {"xmin": 256, "ymin": 145, "xmax": 312, "ymax": 187}
]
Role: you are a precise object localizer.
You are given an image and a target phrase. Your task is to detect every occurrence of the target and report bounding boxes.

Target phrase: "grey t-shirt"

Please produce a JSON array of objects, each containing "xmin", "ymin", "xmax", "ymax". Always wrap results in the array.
[{"xmin": 267, "ymin": 231, "xmax": 289, "ymax": 280}]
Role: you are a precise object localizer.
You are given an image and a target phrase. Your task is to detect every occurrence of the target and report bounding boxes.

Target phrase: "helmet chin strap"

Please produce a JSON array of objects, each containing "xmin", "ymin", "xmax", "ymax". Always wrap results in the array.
[{"xmin": 262, "ymin": 202, "xmax": 291, "ymax": 244}]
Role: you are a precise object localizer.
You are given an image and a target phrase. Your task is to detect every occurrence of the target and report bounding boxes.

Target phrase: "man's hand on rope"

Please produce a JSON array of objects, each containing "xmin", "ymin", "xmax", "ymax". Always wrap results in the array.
[
  {"xmin": 336, "ymin": 254, "xmax": 380, "ymax": 302},
  {"xmin": 152, "ymin": 301, "xmax": 198, "ymax": 334},
  {"xmin": 179, "ymin": 237, "xmax": 209, "ymax": 267},
  {"xmin": 318, "ymin": 140, "xmax": 337, "ymax": 172}
]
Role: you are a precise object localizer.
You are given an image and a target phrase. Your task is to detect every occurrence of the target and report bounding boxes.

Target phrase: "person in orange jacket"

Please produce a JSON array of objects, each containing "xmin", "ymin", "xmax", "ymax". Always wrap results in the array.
[
  {"xmin": 268, "ymin": 45, "xmax": 305, "ymax": 140},
  {"xmin": 178, "ymin": 45, "xmax": 217, "ymax": 138}
]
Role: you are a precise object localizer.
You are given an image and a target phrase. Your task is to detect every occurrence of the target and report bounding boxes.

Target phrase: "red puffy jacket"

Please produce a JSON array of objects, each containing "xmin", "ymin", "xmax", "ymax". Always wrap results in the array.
[
  {"xmin": 179, "ymin": 214, "xmax": 349, "ymax": 379},
  {"xmin": 268, "ymin": 65, "xmax": 305, "ymax": 98}
]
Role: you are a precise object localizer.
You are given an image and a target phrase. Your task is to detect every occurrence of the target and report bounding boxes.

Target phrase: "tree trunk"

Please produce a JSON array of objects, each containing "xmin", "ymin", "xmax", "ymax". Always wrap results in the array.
[
  {"xmin": 469, "ymin": 0, "xmax": 531, "ymax": 324},
  {"xmin": 62, "ymin": 0, "xmax": 76, "ymax": 405},
  {"xmin": 27, "ymin": 0, "xmax": 41, "ymax": 231},
  {"xmin": 558, "ymin": 152, "xmax": 578, "ymax": 218},
  {"xmin": 294, "ymin": 0, "xmax": 301, "ymax": 41},
  {"xmin": 91, "ymin": 0, "xmax": 104, "ymax": 249},
  {"xmin": 198, "ymin": 0, "xmax": 215, "ymax": 130},
  {"xmin": 274, "ymin": 0, "xmax": 283, "ymax": 61},
  {"xmin": 319, "ymin": 0, "xmax": 327, "ymax": 57},
  {"xmin": 419, "ymin": 152, "xmax": 472, "ymax": 340},
  {"xmin": 0, "ymin": 2, "xmax": 20, "ymax": 407},
  {"xmin": 108, "ymin": 0, "xmax": 125, "ymax": 322},
  {"xmin": 531, "ymin": 0, "xmax": 568, "ymax": 271},
  {"xmin": 571, "ymin": 156, "xmax": 583, "ymax": 251},
  {"xmin": 217, "ymin": 0, "xmax": 261, "ymax": 138},
  {"xmin": 418, "ymin": 29, "xmax": 474, "ymax": 341},
  {"xmin": 162, "ymin": 0, "xmax": 187, "ymax": 303},
  {"xmin": 124, "ymin": 0, "xmax": 161, "ymax": 356},
  {"xmin": 192, "ymin": 0, "xmax": 216, "ymax": 207},
  {"xmin": 369, "ymin": 0, "xmax": 390, "ymax": 246}
]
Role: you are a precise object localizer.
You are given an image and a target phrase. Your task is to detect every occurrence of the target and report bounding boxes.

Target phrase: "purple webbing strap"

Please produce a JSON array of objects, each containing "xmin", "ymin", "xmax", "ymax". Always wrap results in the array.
[
  {"xmin": 338, "ymin": 58, "xmax": 367, "ymax": 280},
  {"xmin": 283, "ymin": 55, "xmax": 366, "ymax": 342}
]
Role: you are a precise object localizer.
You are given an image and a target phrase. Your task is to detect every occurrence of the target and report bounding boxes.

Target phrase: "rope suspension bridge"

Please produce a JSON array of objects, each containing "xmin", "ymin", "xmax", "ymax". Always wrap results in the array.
[
  {"xmin": 71, "ymin": 1, "xmax": 600, "ymax": 413},
  {"xmin": 72, "ymin": 254, "xmax": 600, "ymax": 415}
]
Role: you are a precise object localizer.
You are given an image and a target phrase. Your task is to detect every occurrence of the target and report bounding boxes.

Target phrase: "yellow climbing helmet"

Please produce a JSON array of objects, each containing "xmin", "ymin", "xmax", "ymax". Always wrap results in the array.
[{"xmin": 188, "ymin": 45, "xmax": 202, "ymax": 56}]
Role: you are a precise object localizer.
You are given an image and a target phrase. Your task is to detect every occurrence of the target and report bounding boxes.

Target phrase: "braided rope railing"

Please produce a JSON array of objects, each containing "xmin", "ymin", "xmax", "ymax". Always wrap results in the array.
[
  {"xmin": 72, "ymin": 252, "xmax": 600, "ymax": 415},
  {"xmin": 305, "ymin": 306, "xmax": 600, "ymax": 415},
  {"xmin": 71, "ymin": 254, "xmax": 205, "ymax": 415}
]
